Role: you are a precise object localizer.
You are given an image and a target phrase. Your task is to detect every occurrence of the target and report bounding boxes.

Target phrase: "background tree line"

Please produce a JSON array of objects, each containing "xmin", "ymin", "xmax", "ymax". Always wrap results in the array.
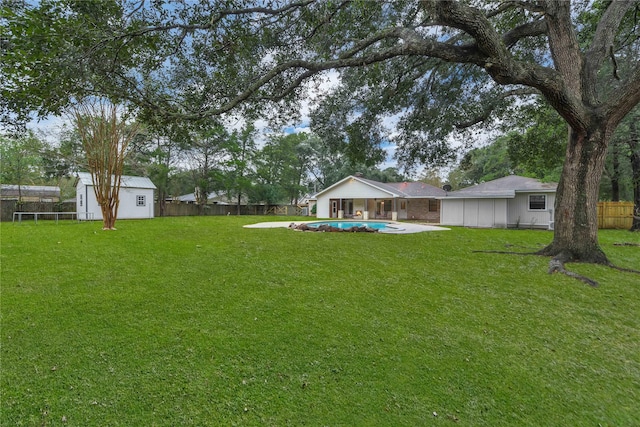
[
  {"xmin": 4, "ymin": 100, "xmax": 638, "ymax": 217},
  {"xmin": 0, "ymin": 121, "xmax": 409, "ymax": 213}
]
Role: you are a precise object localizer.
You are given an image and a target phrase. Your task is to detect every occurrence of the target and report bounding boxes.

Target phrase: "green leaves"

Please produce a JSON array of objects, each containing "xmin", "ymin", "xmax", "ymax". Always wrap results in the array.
[{"xmin": 0, "ymin": 132, "xmax": 45, "ymax": 186}]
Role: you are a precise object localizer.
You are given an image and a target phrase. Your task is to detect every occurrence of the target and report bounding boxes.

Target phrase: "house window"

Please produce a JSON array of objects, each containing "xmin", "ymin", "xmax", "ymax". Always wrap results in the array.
[
  {"xmin": 79, "ymin": 194, "xmax": 83, "ymax": 207},
  {"xmin": 529, "ymin": 195, "xmax": 546, "ymax": 211},
  {"xmin": 136, "ymin": 195, "xmax": 146, "ymax": 207},
  {"xmin": 428, "ymin": 199, "xmax": 439, "ymax": 212},
  {"xmin": 400, "ymin": 201, "xmax": 406, "ymax": 210}
]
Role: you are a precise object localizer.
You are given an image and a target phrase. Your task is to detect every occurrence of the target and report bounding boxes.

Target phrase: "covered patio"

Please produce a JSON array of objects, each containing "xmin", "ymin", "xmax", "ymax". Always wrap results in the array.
[{"xmin": 312, "ymin": 175, "xmax": 445, "ymax": 222}]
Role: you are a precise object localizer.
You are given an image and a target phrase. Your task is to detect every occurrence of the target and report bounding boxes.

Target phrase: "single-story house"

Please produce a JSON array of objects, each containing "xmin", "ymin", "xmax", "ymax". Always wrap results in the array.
[
  {"xmin": 438, "ymin": 175, "xmax": 557, "ymax": 229},
  {"xmin": 76, "ymin": 172, "xmax": 156, "ymax": 220},
  {"xmin": 0, "ymin": 184, "xmax": 61, "ymax": 202},
  {"xmin": 312, "ymin": 175, "xmax": 446, "ymax": 221}
]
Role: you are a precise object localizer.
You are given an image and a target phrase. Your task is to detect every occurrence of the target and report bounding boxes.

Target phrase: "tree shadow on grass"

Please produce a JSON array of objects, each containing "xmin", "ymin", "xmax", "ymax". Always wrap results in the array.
[{"xmin": 473, "ymin": 244, "xmax": 640, "ymax": 287}]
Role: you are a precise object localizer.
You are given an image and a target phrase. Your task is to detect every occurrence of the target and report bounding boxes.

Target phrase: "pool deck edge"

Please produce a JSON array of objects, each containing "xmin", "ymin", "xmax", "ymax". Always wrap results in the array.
[{"xmin": 244, "ymin": 221, "xmax": 450, "ymax": 234}]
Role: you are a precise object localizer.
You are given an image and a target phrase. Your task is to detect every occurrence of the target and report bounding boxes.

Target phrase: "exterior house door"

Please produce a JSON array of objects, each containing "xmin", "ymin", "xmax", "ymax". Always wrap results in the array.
[
  {"xmin": 331, "ymin": 199, "xmax": 338, "ymax": 218},
  {"xmin": 398, "ymin": 199, "xmax": 407, "ymax": 219}
]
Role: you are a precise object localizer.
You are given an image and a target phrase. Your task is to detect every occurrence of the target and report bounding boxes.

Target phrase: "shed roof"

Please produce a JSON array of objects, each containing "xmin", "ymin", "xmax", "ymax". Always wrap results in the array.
[
  {"xmin": 440, "ymin": 175, "xmax": 557, "ymax": 199},
  {"xmin": 314, "ymin": 175, "xmax": 446, "ymax": 199},
  {"xmin": 76, "ymin": 172, "xmax": 156, "ymax": 189}
]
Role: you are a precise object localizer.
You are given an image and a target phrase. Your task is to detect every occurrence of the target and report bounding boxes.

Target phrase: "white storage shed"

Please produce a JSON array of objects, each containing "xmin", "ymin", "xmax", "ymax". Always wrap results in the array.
[{"xmin": 76, "ymin": 172, "xmax": 157, "ymax": 220}]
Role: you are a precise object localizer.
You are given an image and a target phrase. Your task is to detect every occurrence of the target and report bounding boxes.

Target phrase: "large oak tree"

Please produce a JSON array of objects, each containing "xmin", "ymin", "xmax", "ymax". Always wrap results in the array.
[{"xmin": 2, "ymin": 1, "xmax": 640, "ymax": 275}]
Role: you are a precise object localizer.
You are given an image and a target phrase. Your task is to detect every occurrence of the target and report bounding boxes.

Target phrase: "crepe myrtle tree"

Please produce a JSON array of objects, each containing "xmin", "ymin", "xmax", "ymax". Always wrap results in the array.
[
  {"xmin": 73, "ymin": 100, "xmax": 139, "ymax": 230},
  {"xmin": 2, "ymin": 1, "xmax": 640, "ymax": 283}
]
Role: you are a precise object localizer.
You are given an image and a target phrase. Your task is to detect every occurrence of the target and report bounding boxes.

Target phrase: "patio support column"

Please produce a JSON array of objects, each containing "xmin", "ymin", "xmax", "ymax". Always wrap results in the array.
[
  {"xmin": 392, "ymin": 198, "xmax": 398, "ymax": 221},
  {"xmin": 363, "ymin": 199, "xmax": 369, "ymax": 220},
  {"xmin": 338, "ymin": 198, "xmax": 344, "ymax": 219}
]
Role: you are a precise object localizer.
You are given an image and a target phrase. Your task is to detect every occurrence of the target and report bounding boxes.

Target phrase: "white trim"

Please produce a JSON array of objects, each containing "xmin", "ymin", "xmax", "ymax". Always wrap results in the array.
[{"xmin": 528, "ymin": 194, "xmax": 547, "ymax": 211}]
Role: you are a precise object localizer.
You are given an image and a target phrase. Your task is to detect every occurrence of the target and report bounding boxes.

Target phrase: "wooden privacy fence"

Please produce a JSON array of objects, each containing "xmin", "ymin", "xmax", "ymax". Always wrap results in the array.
[
  {"xmin": 0, "ymin": 200, "xmax": 304, "ymax": 221},
  {"xmin": 597, "ymin": 201, "xmax": 634, "ymax": 229},
  {"xmin": 156, "ymin": 203, "xmax": 302, "ymax": 217},
  {"xmin": 0, "ymin": 200, "xmax": 76, "ymax": 222}
]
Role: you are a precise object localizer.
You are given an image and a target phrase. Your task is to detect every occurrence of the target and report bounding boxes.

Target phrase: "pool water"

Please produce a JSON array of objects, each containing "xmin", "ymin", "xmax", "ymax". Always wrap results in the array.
[{"xmin": 306, "ymin": 221, "xmax": 393, "ymax": 230}]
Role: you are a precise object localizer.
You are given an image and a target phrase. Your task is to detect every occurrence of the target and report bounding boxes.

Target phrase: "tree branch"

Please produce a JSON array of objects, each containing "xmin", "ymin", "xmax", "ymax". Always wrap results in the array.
[
  {"xmin": 542, "ymin": 1, "xmax": 583, "ymax": 96},
  {"xmin": 602, "ymin": 65, "xmax": 640, "ymax": 126},
  {"xmin": 584, "ymin": 1, "xmax": 634, "ymax": 95},
  {"xmin": 487, "ymin": 1, "xmax": 545, "ymax": 18},
  {"xmin": 502, "ymin": 18, "xmax": 547, "ymax": 47},
  {"xmin": 454, "ymin": 88, "xmax": 539, "ymax": 129},
  {"xmin": 426, "ymin": 0, "xmax": 510, "ymax": 60}
]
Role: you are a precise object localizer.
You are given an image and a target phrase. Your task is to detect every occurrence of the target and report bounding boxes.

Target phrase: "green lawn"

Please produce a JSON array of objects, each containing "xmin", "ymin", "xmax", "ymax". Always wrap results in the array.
[{"xmin": 1, "ymin": 216, "xmax": 639, "ymax": 426}]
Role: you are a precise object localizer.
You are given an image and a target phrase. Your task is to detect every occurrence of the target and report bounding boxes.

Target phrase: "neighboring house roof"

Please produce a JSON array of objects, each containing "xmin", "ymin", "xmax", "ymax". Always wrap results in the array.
[
  {"xmin": 76, "ymin": 172, "xmax": 157, "ymax": 189},
  {"xmin": 171, "ymin": 191, "xmax": 245, "ymax": 205},
  {"xmin": 440, "ymin": 175, "xmax": 557, "ymax": 199},
  {"xmin": 0, "ymin": 184, "xmax": 61, "ymax": 199},
  {"xmin": 314, "ymin": 175, "xmax": 446, "ymax": 198}
]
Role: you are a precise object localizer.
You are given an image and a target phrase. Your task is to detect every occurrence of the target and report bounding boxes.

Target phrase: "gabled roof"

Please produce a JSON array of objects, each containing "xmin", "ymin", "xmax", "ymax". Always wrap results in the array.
[
  {"xmin": 440, "ymin": 175, "xmax": 557, "ymax": 199},
  {"xmin": 76, "ymin": 172, "xmax": 156, "ymax": 189},
  {"xmin": 313, "ymin": 175, "xmax": 446, "ymax": 198}
]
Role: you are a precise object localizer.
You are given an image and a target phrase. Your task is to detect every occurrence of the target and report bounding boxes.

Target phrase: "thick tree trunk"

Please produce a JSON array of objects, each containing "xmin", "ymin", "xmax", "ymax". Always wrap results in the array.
[
  {"xmin": 539, "ymin": 127, "xmax": 610, "ymax": 263},
  {"xmin": 99, "ymin": 196, "xmax": 119, "ymax": 230}
]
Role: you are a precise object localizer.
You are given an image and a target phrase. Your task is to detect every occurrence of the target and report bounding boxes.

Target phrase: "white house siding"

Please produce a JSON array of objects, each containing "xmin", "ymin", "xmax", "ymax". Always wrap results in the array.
[
  {"xmin": 462, "ymin": 200, "xmax": 479, "ymax": 227},
  {"xmin": 507, "ymin": 193, "xmax": 555, "ymax": 228},
  {"xmin": 493, "ymin": 199, "xmax": 508, "ymax": 227},
  {"xmin": 320, "ymin": 179, "xmax": 390, "ymax": 199},
  {"xmin": 441, "ymin": 198, "xmax": 508, "ymax": 228},
  {"xmin": 475, "ymin": 199, "xmax": 508, "ymax": 228},
  {"xmin": 316, "ymin": 180, "xmax": 391, "ymax": 219},
  {"xmin": 440, "ymin": 199, "xmax": 465, "ymax": 226}
]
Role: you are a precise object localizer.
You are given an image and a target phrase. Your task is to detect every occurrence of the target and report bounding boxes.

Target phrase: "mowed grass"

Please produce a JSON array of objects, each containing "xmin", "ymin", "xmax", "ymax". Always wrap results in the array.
[{"xmin": 1, "ymin": 216, "xmax": 639, "ymax": 426}]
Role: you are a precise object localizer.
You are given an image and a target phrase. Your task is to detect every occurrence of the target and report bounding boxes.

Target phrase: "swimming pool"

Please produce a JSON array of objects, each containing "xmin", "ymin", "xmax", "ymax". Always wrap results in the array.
[{"xmin": 305, "ymin": 221, "xmax": 396, "ymax": 231}]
